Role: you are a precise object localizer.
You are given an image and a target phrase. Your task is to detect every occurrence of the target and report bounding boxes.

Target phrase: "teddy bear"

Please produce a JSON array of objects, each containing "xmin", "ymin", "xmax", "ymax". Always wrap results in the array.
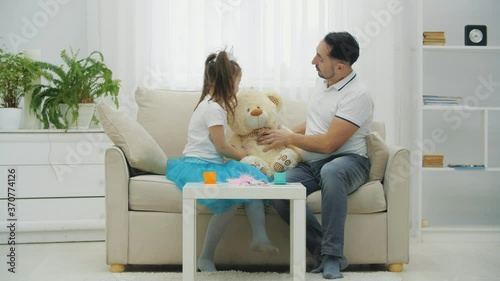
[{"xmin": 228, "ymin": 88, "xmax": 301, "ymax": 178}]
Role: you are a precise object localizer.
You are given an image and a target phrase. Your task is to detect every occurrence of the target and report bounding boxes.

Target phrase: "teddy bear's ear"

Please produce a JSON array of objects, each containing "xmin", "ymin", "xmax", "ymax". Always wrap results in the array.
[{"xmin": 265, "ymin": 91, "xmax": 283, "ymax": 111}]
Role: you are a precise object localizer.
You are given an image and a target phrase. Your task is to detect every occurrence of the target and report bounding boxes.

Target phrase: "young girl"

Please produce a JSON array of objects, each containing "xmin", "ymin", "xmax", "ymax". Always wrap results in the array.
[{"xmin": 166, "ymin": 50, "xmax": 278, "ymax": 272}]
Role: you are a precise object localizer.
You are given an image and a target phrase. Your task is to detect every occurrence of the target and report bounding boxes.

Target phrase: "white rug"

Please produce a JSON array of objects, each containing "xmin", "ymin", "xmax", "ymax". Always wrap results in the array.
[{"xmin": 83, "ymin": 271, "xmax": 401, "ymax": 281}]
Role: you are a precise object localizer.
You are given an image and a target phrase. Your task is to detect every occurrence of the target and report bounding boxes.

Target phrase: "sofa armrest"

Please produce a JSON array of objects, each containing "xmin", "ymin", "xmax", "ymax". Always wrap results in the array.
[
  {"xmin": 383, "ymin": 144, "xmax": 410, "ymax": 264},
  {"xmin": 105, "ymin": 146, "xmax": 130, "ymax": 265}
]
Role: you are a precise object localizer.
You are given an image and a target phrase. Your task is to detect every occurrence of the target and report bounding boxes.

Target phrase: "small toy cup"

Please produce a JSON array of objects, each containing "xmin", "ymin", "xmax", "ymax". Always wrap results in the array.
[
  {"xmin": 274, "ymin": 172, "xmax": 287, "ymax": 185},
  {"xmin": 203, "ymin": 171, "xmax": 217, "ymax": 184}
]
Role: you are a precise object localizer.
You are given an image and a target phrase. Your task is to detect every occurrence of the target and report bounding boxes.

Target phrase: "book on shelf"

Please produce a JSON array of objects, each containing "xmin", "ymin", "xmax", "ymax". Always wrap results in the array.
[
  {"xmin": 423, "ymin": 39, "xmax": 446, "ymax": 45},
  {"xmin": 423, "ymin": 31, "xmax": 445, "ymax": 39},
  {"xmin": 423, "ymin": 163, "xmax": 444, "ymax": 168},
  {"xmin": 424, "ymin": 100, "xmax": 459, "ymax": 105},
  {"xmin": 423, "ymin": 154, "xmax": 444, "ymax": 168},
  {"xmin": 423, "ymin": 41, "xmax": 445, "ymax": 46},
  {"xmin": 423, "ymin": 31, "xmax": 446, "ymax": 46},
  {"xmin": 423, "ymin": 154, "xmax": 444, "ymax": 159},
  {"xmin": 423, "ymin": 38, "xmax": 446, "ymax": 42},
  {"xmin": 448, "ymin": 164, "xmax": 485, "ymax": 169},
  {"xmin": 423, "ymin": 95, "xmax": 462, "ymax": 105}
]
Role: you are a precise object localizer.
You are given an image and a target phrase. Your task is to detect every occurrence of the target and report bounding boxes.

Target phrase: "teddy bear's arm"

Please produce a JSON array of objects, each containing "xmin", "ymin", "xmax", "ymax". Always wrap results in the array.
[
  {"xmin": 276, "ymin": 125, "xmax": 302, "ymax": 160},
  {"xmin": 288, "ymin": 145, "xmax": 303, "ymax": 162}
]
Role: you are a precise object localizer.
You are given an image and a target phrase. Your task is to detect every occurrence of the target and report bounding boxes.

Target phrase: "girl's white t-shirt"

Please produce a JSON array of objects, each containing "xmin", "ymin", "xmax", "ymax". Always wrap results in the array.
[{"xmin": 182, "ymin": 96, "xmax": 227, "ymax": 164}]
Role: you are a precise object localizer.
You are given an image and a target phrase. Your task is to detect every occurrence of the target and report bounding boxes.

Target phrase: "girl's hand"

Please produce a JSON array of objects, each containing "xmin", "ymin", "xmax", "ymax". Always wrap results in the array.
[
  {"xmin": 241, "ymin": 147, "xmax": 249, "ymax": 157},
  {"xmin": 235, "ymin": 145, "xmax": 248, "ymax": 159}
]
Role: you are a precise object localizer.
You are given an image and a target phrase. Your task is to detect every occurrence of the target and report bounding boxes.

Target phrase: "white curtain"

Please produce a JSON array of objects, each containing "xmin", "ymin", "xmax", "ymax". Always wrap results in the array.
[
  {"xmin": 326, "ymin": 0, "xmax": 419, "ymax": 147},
  {"xmin": 88, "ymin": 0, "xmax": 418, "ymax": 146}
]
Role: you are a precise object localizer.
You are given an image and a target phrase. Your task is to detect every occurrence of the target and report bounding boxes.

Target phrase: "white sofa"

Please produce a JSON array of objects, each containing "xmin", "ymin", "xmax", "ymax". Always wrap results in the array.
[{"xmin": 101, "ymin": 87, "xmax": 410, "ymax": 273}]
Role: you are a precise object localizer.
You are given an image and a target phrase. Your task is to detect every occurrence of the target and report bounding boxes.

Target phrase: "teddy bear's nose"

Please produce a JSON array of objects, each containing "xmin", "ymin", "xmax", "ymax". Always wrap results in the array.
[{"xmin": 250, "ymin": 108, "xmax": 263, "ymax": 116}]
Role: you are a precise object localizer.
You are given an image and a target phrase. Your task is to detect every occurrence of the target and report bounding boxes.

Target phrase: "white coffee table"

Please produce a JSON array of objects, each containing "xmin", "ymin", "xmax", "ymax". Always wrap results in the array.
[{"xmin": 182, "ymin": 182, "xmax": 306, "ymax": 281}]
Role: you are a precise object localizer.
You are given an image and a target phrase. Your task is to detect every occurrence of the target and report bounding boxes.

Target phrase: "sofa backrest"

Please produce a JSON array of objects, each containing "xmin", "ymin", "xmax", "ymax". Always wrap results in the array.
[
  {"xmin": 134, "ymin": 87, "xmax": 385, "ymax": 157},
  {"xmin": 372, "ymin": 121, "xmax": 386, "ymax": 140},
  {"xmin": 135, "ymin": 87, "xmax": 200, "ymax": 158}
]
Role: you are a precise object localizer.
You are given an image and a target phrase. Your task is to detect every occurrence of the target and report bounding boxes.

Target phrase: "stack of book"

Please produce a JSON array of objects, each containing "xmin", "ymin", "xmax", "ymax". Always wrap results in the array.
[
  {"xmin": 423, "ymin": 95, "xmax": 462, "ymax": 105},
  {"xmin": 448, "ymin": 164, "xmax": 485, "ymax": 169},
  {"xmin": 423, "ymin": 154, "xmax": 444, "ymax": 168},
  {"xmin": 423, "ymin": 31, "xmax": 446, "ymax": 46}
]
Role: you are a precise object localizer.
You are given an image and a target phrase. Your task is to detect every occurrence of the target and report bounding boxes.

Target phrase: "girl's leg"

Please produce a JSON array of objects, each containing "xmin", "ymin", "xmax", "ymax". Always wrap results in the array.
[
  {"xmin": 198, "ymin": 205, "xmax": 238, "ymax": 272},
  {"xmin": 245, "ymin": 200, "xmax": 279, "ymax": 255}
]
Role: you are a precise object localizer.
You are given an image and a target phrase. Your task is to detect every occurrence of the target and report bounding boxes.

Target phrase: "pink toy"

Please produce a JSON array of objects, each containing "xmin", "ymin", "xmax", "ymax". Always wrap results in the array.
[{"xmin": 228, "ymin": 174, "xmax": 268, "ymax": 186}]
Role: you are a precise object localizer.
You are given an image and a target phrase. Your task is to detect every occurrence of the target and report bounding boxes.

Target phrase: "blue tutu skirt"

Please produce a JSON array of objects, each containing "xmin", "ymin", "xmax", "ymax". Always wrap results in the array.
[{"xmin": 166, "ymin": 157, "xmax": 270, "ymax": 214}]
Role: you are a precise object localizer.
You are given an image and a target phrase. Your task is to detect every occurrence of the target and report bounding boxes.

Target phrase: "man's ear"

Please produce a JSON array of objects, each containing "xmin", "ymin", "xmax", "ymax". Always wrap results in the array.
[
  {"xmin": 335, "ymin": 61, "xmax": 346, "ymax": 72},
  {"xmin": 265, "ymin": 92, "xmax": 283, "ymax": 111}
]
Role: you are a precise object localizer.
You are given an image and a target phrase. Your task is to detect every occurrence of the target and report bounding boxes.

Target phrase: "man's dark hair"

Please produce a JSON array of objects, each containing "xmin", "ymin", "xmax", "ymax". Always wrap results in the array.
[{"xmin": 323, "ymin": 32, "xmax": 360, "ymax": 65}]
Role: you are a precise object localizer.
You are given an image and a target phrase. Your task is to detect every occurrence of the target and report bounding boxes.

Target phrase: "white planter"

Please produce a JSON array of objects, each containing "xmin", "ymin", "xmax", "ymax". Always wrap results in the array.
[
  {"xmin": 0, "ymin": 108, "xmax": 23, "ymax": 130},
  {"xmin": 59, "ymin": 103, "xmax": 96, "ymax": 129},
  {"xmin": 23, "ymin": 88, "xmax": 42, "ymax": 129}
]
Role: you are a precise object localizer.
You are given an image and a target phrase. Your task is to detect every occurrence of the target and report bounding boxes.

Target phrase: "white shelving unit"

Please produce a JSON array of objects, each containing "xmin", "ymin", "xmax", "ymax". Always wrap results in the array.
[
  {"xmin": 0, "ymin": 129, "xmax": 112, "ymax": 243},
  {"xmin": 423, "ymin": 46, "xmax": 500, "ymax": 52},
  {"xmin": 416, "ymin": 0, "xmax": 500, "ymax": 242}
]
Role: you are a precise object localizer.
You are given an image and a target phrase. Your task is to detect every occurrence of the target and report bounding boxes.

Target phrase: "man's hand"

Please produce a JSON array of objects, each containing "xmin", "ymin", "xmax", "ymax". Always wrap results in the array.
[{"xmin": 257, "ymin": 125, "xmax": 292, "ymax": 152}]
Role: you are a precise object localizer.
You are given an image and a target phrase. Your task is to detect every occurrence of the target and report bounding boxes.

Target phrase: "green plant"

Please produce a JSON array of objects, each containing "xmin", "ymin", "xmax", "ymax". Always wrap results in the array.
[
  {"xmin": 0, "ymin": 48, "xmax": 42, "ymax": 108},
  {"xmin": 30, "ymin": 48, "xmax": 120, "ymax": 129}
]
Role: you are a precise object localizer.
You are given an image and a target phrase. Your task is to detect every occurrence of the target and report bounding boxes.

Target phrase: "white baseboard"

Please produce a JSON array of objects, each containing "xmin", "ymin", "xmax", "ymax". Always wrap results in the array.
[
  {"xmin": 420, "ymin": 227, "xmax": 500, "ymax": 242},
  {"xmin": 1, "ymin": 220, "xmax": 105, "ymax": 244}
]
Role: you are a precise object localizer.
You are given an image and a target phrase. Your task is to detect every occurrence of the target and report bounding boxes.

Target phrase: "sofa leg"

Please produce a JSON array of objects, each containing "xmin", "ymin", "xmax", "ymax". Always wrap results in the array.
[
  {"xmin": 110, "ymin": 264, "xmax": 126, "ymax": 272},
  {"xmin": 388, "ymin": 263, "xmax": 403, "ymax": 272}
]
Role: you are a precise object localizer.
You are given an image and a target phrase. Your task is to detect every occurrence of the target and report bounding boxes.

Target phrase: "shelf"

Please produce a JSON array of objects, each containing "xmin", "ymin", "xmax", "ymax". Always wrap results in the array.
[
  {"xmin": 423, "ymin": 45, "xmax": 500, "ymax": 52},
  {"xmin": 423, "ymin": 167, "xmax": 500, "ymax": 172},
  {"xmin": 423, "ymin": 105, "xmax": 500, "ymax": 111},
  {"xmin": 417, "ymin": 0, "xmax": 500, "ymax": 243},
  {"xmin": 421, "ymin": 225, "xmax": 500, "ymax": 232}
]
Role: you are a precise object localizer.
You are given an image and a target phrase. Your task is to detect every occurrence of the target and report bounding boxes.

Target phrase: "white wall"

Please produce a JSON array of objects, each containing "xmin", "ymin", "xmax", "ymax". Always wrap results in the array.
[
  {"xmin": 423, "ymin": 0, "xmax": 500, "ymax": 45},
  {"xmin": 0, "ymin": 0, "xmax": 88, "ymax": 64}
]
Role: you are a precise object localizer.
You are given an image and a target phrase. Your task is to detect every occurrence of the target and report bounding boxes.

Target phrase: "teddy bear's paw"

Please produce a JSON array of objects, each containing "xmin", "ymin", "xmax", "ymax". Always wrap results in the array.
[
  {"xmin": 280, "ymin": 154, "xmax": 292, "ymax": 166},
  {"xmin": 250, "ymin": 160, "xmax": 269, "ymax": 176},
  {"xmin": 241, "ymin": 156, "xmax": 273, "ymax": 177},
  {"xmin": 255, "ymin": 165, "xmax": 268, "ymax": 176},
  {"xmin": 273, "ymin": 162, "xmax": 286, "ymax": 172},
  {"xmin": 273, "ymin": 154, "xmax": 295, "ymax": 172}
]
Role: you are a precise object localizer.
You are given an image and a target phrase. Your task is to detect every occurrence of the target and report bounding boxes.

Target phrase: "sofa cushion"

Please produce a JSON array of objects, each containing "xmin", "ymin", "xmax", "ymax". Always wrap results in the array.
[
  {"xmin": 135, "ymin": 87, "xmax": 200, "ymax": 158},
  {"xmin": 96, "ymin": 102, "xmax": 167, "ymax": 175},
  {"xmin": 306, "ymin": 180, "xmax": 386, "ymax": 214},
  {"xmin": 366, "ymin": 131, "xmax": 389, "ymax": 182},
  {"xmin": 129, "ymin": 175, "xmax": 183, "ymax": 212},
  {"xmin": 128, "ymin": 176, "xmax": 386, "ymax": 214},
  {"xmin": 371, "ymin": 121, "xmax": 386, "ymax": 139},
  {"xmin": 129, "ymin": 175, "xmax": 240, "ymax": 214}
]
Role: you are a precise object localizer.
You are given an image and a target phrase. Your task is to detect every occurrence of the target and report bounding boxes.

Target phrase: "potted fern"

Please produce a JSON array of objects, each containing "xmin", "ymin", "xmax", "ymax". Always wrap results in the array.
[
  {"xmin": 30, "ymin": 48, "xmax": 120, "ymax": 130},
  {"xmin": 0, "ymin": 48, "xmax": 42, "ymax": 129}
]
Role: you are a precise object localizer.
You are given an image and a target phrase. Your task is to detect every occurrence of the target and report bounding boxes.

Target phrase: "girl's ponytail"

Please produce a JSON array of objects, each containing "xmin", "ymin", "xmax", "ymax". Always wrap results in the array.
[{"xmin": 198, "ymin": 49, "xmax": 241, "ymax": 120}]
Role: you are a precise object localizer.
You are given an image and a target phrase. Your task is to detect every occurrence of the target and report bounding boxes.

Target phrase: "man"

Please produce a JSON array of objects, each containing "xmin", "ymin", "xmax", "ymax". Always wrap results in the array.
[{"xmin": 257, "ymin": 31, "xmax": 373, "ymax": 279}]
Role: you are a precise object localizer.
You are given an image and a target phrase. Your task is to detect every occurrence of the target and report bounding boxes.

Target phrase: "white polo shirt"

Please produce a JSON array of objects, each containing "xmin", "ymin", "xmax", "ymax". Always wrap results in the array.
[
  {"xmin": 183, "ymin": 96, "xmax": 226, "ymax": 164},
  {"xmin": 301, "ymin": 71, "xmax": 373, "ymax": 162}
]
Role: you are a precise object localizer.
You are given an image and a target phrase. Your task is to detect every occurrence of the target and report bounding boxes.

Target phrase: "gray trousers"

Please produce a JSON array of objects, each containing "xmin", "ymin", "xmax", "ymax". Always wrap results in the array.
[{"xmin": 270, "ymin": 153, "xmax": 370, "ymax": 259}]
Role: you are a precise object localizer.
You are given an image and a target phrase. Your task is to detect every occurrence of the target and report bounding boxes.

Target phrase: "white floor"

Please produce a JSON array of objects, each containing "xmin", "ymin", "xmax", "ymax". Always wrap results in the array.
[
  {"xmin": 401, "ymin": 238, "xmax": 500, "ymax": 281},
  {"xmin": 1, "ymin": 238, "xmax": 499, "ymax": 281}
]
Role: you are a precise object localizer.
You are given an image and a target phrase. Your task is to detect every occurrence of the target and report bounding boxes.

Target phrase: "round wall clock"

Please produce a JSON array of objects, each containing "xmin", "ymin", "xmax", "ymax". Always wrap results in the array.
[{"xmin": 465, "ymin": 25, "xmax": 487, "ymax": 46}]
